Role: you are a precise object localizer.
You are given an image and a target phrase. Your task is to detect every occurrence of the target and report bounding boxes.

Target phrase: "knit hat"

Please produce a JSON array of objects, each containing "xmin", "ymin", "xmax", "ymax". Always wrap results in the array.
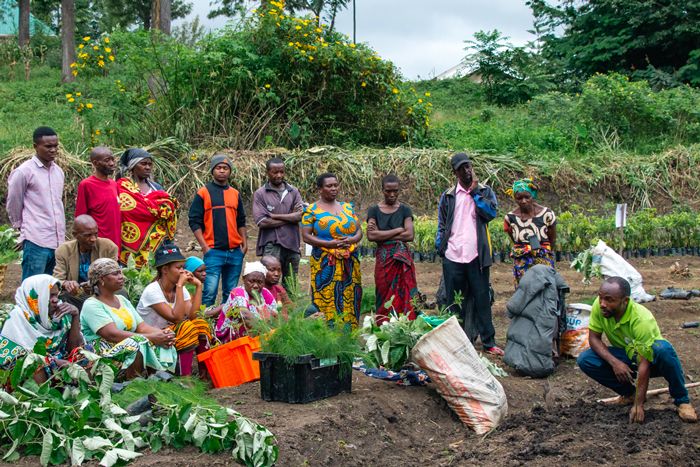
[
  {"xmin": 184, "ymin": 256, "xmax": 205, "ymax": 273},
  {"xmin": 210, "ymin": 154, "xmax": 232, "ymax": 174},
  {"xmin": 243, "ymin": 261, "xmax": 267, "ymax": 277},
  {"xmin": 154, "ymin": 242, "xmax": 186, "ymax": 268}
]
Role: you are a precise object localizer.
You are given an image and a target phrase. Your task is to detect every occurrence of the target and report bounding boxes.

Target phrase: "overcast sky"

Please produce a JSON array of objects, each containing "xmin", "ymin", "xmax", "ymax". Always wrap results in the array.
[{"xmin": 177, "ymin": 0, "xmax": 535, "ymax": 80}]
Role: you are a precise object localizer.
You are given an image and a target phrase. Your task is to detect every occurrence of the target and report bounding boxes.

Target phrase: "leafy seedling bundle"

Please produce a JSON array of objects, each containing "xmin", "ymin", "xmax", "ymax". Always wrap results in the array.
[{"xmin": 0, "ymin": 343, "xmax": 278, "ymax": 467}]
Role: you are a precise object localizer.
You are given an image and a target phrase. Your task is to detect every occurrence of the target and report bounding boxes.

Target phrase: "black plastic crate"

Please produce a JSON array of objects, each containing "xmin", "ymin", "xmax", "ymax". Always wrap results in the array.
[{"xmin": 252, "ymin": 353, "xmax": 351, "ymax": 403}]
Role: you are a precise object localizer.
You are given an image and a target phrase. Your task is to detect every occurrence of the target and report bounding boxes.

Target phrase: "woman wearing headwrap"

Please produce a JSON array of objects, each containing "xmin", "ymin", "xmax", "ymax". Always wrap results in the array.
[
  {"xmin": 184, "ymin": 256, "xmax": 223, "ymax": 319},
  {"xmin": 137, "ymin": 243, "xmax": 212, "ymax": 377},
  {"xmin": 80, "ymin": 258, "xmax": 177, "ymax": 378},
  {"xmin": 215, "ymin": 261, "xmax": 279, "ymax": 343},
  {"xmin": 504, "ymin": 179, "xmax": 557, "ymax": 286},
  {"xmin": 0, "ymin": 275, "xmax": 83, "ymax": 382},
  {"xmin": 117, "ymin": 148, "xmax": 178, "ymax": 268}
]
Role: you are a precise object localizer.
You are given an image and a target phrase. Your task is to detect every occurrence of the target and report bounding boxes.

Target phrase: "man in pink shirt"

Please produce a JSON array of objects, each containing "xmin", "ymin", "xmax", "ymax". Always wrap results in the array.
[
  {"xmin": 7, "ymin": 127, "xmax": 66, "ymax": 280},
  {"xmin": 435, "ymin": 153, "xmax": 503, "ymax": 355},
  {"xmin": 75, "ymin": 147, "xmax": 121, "ymax": 250}
]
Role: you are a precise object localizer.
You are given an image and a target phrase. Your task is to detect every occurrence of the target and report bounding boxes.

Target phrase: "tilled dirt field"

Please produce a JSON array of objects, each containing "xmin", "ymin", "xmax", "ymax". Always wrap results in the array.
[{"xmin": 1, "ymin": 242, "xmax": 699, "ymax": 466}]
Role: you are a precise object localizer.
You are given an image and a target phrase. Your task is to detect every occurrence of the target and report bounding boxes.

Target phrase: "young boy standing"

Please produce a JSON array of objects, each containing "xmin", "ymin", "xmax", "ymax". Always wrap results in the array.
[{"xmin": 189, "ymin": 154, "xmax": 247, "ymax": 306}]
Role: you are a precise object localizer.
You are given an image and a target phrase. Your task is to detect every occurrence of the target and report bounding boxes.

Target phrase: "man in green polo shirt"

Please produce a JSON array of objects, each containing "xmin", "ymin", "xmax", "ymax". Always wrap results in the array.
[{"xmin": 577, "ymin": 276, "xmax": 697, "ymax": 423}]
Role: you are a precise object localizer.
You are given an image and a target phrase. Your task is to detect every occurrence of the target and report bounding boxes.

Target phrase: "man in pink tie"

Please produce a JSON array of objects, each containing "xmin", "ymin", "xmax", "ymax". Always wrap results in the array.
[{"xmin": 436, "ymin": 152, "xmax": 503, "ymax": 356}]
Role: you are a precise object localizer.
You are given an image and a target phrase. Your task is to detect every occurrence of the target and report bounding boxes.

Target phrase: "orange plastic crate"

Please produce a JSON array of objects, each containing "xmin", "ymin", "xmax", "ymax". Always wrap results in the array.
[{"xmin": 197, "ymin": 335, "xmax": 261, "ymax": 388}]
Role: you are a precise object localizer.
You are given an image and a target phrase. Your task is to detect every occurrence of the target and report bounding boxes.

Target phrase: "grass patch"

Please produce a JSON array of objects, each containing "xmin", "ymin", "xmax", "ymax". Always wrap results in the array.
[{"xmin": 113, "ymin": 376, "xmax": 221, "ymax": 410}]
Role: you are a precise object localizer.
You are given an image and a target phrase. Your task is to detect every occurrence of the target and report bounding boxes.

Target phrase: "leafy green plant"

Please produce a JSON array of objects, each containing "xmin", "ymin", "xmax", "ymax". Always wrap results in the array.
[
  {"xmin": 571, "ymin": 248, "xmax": 603, "ymax": 285},
  {"xmin": 360, "ymin": 296, "xmax": 453, "ymax": 371},
  {"xmin": 488, "ymin": 220, "xmax": 511, "ymax": 253},
  {"xmin": 256, "ymin": 304, "xmax": 363, "ymax": 370},
  {"xmin": 121, "ymin": 255, "xmax": 155, "ymax": 305},
  {"xmin": 361, "ymin": 311, "xmax": 435, "ymax": 371},
  {"xmin": 415, "ymin": 216, "xmax": 439, "ymax": 254},
  {"xmin": 0, "ymin": 226, "xmax": 21, "ymax": 265},
  {"xmin": 0, "ymin": 349, "xmax": 278, "ymax": 467},
  {"xmin": 113, "ymin": 2, "xmax": 431, "ymax": 149}
]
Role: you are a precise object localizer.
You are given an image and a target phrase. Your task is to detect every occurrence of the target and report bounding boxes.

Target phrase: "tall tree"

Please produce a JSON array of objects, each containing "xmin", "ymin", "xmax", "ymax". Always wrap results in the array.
[
  {"xmin": 60, "ymin": 0, "xmax": 76, "ymax": 83},
  {"xmin": 528, "ymin": 0, "xmax": 700, "ymax": 85},
  {"xmin": 151, "ymin": 0, "xmax": 171, "ymax": 34},
  {"xmin": 18, "ymin": 0, "xmax": 30, "ymax": 47},
  {"xmin": 101, "ymin": 0, "xmax": 190, "ymax": 31},
  {"xmin": 463, "ymin": 30, "xmax": 553, "ymax": 105}
]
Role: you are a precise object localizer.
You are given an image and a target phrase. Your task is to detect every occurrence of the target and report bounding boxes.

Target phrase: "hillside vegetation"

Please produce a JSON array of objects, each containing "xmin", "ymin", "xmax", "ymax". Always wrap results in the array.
[{"xmin": 1, "ymin": 1, "xmax": 699, "ymax": 213}]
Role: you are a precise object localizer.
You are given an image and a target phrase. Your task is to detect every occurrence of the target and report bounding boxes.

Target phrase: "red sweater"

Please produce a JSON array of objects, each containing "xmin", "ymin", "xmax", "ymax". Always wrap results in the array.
[{"xmin": 75, "ymin": 175, "xmax": 122, "ymax": 250}]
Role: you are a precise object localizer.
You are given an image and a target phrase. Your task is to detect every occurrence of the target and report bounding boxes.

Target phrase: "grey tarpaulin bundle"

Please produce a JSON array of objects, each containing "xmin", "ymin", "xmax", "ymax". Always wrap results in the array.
[{"xmin": 504, "ymin": 265, "xmax": 569, "ymax": 378}]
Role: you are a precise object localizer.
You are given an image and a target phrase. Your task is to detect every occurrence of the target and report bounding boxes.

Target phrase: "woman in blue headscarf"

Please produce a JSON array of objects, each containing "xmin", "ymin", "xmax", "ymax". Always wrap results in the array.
[{"xmin": 504, "ymin": 179, "xmax": 557, "ymax": 287}]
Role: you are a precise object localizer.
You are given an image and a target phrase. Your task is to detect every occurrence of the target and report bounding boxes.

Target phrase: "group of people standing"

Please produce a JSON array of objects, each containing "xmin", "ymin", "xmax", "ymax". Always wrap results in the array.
[
  {"xmin": 1, "ymin": 127, "xmax": 696, "ymax": 424},
  {"xmin": 0, "ymin": 127, "xmax": 558, "ymax": 377}
]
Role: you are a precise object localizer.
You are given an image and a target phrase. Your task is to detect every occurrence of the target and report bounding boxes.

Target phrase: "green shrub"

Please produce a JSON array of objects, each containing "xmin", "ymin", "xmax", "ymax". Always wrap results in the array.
[
  {"xmin": 112, "ymin": 4, "xmax": 431, "ymax": 148},
  {"xmin": 408, "ymin": 208, "xmax": 700, "ymax": 254},
  {"xmin": 577, "ymin": 73, "xmax": 671, "ymax": 148}
]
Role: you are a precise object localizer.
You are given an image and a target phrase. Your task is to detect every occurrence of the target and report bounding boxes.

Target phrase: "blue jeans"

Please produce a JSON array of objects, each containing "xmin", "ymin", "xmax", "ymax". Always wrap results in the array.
[
  {"xmin": 202, "ymin": 247, "xmax": 244, "ymax": 306},
  {"xmin": 577, "ymin": 340, "xmax": 690, "ymax": 405},
  {"xmin": 21, "ymin": 240, "xmax": 56, "ymax": 281}
]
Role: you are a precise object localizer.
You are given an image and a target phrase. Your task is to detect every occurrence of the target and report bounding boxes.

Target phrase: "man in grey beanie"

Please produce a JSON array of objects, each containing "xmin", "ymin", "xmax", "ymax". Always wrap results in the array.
[{"xmin": 188, "ymin": 153, "xmax": 247, "ymax": 306}]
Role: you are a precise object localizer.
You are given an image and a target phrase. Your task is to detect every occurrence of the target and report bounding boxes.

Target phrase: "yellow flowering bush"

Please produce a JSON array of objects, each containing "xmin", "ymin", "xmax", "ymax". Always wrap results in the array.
[
  {"xmin": 64, "ymin": 35, "xmax": 120, "ymax": 145},
  {"xmin": 71, "ymin": 35, "xmax": 115, "ymax": 78},
  {"xmin": 114, "ymin": 0, "xmax": 431, "ymax": 146}
]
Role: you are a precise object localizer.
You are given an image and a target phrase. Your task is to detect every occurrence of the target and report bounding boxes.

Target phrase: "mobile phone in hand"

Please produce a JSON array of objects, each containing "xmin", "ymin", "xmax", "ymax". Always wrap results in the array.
[{"xmin": 528, "ymin": 234, "xmax": 541, "ymax": 250}]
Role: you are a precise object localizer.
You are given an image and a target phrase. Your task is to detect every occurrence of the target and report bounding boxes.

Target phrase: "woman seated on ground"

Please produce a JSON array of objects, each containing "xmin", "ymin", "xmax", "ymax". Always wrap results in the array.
[
  {"xmin": 0, "ymin": 275, "xmax": 83, "ymax": 383},
  {"xmin": 215, "ymin": 262, "xmax": 279, "ymax": 343},
  {"xmin": 80, "ymin": 258, "xmax": 177, "ymax": 379},
  {"xmin": 184, "ymin": 256, "xmax": 222, "ymax": 319},
  {"xmin": 504, "ymin": 178, "xmax": 557, "ymax": 287},
  {"xmin": 137, "ymin": 243, "xmax": 212, "ymax": 377}
]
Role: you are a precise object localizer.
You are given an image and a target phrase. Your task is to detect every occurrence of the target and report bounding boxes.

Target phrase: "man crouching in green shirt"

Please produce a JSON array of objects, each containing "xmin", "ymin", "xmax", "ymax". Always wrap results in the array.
[{"xmin": 577, "ymin": 276, "xmax": 697, "ymax": 423}]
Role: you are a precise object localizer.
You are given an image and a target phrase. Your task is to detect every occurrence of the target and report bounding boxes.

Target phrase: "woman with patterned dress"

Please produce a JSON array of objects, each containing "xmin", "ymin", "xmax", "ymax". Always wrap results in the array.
[
  {"xmin": 0, "ymin": 275, "xmax": 83, "ymax": 383},
  {"xmin": 215, "ymin": 261, "xmax": 279, "ymax": 343},
  {"xmin": 80, "ymin": 258, "xmax": 177, "ymax": 379},
  {"xmin": 366, "ymin": 174, "xmax": 418, "ymax": 325},
  {"xmin": 504, "ymin": 179, "xmax": 557, "ymax": 287},
  {"xmin": 117, "ymin": 148, "xmax": 178, "ymax": 268},
  {"xmin": 301, "ymin": 173, "xmax": 363, "ymax": 327}
]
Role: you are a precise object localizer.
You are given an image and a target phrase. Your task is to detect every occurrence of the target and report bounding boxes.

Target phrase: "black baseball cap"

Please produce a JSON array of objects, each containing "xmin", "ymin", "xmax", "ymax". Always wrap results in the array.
[
  {"xmin": 154, "ymin": 242, "xmax": 186, "ymax": 268},
  {"xmin": 450, "ymin": 152, "xmax": 472, "ymax": 171}
]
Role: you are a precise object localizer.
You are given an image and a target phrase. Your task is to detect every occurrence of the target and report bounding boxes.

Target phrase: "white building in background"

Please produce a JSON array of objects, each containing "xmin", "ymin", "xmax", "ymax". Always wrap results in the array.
[{"xmin": 434, "ymin": 62, "xmax": 483, "ymax": 82}]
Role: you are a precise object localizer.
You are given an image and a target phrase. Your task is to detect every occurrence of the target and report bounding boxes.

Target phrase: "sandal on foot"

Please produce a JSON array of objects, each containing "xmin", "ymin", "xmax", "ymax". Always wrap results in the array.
[{"xmin": 484, "ymin": 346, "xmax": 505, "ymax": 356}]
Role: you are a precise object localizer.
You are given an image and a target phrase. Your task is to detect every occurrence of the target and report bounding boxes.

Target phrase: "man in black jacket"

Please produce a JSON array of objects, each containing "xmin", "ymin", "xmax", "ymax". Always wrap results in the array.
[{"xmin": 435, "ymin": 152, "xmax": 503, "ymax": 355}]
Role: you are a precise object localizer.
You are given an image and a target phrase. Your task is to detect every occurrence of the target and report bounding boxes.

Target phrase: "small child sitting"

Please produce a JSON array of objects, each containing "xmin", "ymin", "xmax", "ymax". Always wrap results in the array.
[{"xmin": 215, "ymin": 261, "xmax": 279, "ymax": 343}]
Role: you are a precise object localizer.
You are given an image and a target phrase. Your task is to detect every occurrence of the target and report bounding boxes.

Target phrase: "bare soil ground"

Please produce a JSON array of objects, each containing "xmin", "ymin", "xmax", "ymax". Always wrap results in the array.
[{"xmin": 2, "ymin": 230, "xmax": 699, "ymax": 466}]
